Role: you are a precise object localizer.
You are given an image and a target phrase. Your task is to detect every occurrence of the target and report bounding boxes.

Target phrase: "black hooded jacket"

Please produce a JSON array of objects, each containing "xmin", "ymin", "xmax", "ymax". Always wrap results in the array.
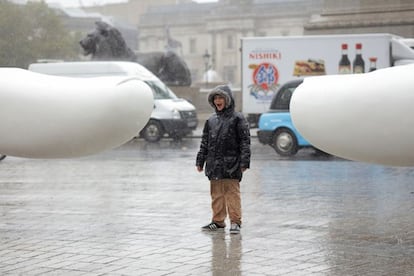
[{"xmin": 196, "ymin": 85, "xmax": 251, "ymax": 181}]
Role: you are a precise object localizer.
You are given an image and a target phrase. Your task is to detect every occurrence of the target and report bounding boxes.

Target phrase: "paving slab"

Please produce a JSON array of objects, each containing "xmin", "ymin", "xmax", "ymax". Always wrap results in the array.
[{"xmin": 0, "ymin": 136, "xmax": 413, "ymax": 275}]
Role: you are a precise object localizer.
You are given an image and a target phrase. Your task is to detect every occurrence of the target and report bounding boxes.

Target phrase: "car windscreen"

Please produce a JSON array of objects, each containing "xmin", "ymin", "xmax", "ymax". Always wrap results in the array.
[
  {"xmin": 144, "ymin": 80, "xmax": 178, "ymax": 100},
  {"xmin": 269, "ymin": 80, "xmax": 303, "ymax": 111}
]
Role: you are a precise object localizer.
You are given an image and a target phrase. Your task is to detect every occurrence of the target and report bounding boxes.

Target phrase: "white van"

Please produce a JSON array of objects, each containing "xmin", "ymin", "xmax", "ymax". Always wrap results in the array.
[{"xmin": 28, "ymin": 61, "xmax": 198, "ymax": 142}]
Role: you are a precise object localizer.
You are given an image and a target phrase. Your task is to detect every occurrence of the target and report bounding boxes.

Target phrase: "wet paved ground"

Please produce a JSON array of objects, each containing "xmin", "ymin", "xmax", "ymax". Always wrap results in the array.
[{"xmin": 1, "ymin": 133, "xmax": 414, "ymax": 275}]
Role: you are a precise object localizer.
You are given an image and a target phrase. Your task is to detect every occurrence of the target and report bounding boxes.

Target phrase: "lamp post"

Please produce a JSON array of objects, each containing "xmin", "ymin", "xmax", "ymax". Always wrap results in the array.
[{"xmin": 202, "ymin": 49, "xmax": 211, "ymax": 87}]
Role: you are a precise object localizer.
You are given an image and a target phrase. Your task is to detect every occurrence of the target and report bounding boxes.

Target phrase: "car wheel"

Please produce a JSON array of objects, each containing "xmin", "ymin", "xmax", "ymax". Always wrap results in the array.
[
  {"xmin": 0, "ymin": 155, "xmax": 6, "ymax": 161},
  {"xmin": 272, "ymin": 129, "xmax": 299, "ymax": 156},
  {"xmin": 141, "ymin": 120, "xmax": 164, "ymax": 142}
]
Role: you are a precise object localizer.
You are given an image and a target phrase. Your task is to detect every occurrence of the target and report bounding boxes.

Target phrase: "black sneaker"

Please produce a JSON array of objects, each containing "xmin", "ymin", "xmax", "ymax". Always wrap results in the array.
[
  {"xmin": 201, "ymin": 222, "xmax": 225, "ymax": 231},
  {"xmin": 230, "ymin": 223, "xmax": 241, "ymax": 234}
]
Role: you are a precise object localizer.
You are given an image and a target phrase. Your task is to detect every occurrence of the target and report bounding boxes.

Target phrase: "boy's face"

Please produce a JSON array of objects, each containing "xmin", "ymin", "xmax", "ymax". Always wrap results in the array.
[{"xmin": 213, "ymin": 95, "xmax": 226, "ymax": 111}]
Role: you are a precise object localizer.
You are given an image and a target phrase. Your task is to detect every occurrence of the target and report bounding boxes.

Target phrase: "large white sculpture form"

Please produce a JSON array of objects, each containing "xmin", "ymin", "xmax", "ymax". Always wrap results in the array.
[
  {"xmin": 0, "ymin": 68, "xmax": 153, "ymax": 158},
  {"xmin": 290, "ymin": 64, "xmax": 414, "ymax": 167}
]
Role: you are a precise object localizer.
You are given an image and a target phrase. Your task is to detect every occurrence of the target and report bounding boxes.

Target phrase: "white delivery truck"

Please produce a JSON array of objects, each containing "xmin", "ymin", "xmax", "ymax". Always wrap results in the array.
[
  {"xmin": 29, "ymin": 61, "xmax": 198, "ymax": 142},
  {"xmin": 241, "ymin": 33, "xmax": 414, "ymax": 156},
  {"xmin": 241, "ymin": 33, "xmax": 414, "ymax": 127}
]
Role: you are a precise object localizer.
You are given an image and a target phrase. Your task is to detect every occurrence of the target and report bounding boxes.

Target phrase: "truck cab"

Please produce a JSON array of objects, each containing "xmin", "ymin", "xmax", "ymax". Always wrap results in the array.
[{"xmin": 257, "ymin": 79, "xmax": 312, "ymax": 156}]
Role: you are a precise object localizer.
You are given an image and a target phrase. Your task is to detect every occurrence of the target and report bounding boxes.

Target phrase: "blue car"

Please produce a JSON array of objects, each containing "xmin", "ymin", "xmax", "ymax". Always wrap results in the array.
[{"xmin": 257, "ymin": 79, "xmax": 314, "ymax": 156}]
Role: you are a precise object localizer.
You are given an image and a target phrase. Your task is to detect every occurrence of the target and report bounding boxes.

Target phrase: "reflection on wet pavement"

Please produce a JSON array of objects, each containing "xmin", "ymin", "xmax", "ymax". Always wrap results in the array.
[
  {"xmin": 204, "ymin": 231, "xmax": 242, "ymax": 276},
  {"xmin": 0, "ymin": 137, "xmax": 413, "ymax": 275}
]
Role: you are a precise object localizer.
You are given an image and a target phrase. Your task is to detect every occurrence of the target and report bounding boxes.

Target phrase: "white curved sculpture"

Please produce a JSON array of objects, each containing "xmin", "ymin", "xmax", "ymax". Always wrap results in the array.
[
  {"xmin": 290, "ymin": 64, "xmax": 414, "ymax": 167},
  {"xmin": 0, "ymin": 68, "xmax": 153, "ymax": 158}
]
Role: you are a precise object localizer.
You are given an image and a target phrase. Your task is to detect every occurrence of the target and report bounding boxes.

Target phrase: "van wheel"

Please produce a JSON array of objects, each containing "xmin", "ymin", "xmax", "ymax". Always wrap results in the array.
[
  {"xmin": 141, "ymin": 120, "xmax": 164, "ymax": 142},
  {"xmin": 272, "ymin": 129, "xmax": 298, "ymax": 156}
]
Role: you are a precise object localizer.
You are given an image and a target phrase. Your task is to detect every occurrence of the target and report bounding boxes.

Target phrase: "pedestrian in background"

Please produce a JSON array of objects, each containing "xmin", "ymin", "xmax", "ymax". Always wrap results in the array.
[{"xmin": 196, "ymin": 85, "xmax": 251, "ymax": 234}]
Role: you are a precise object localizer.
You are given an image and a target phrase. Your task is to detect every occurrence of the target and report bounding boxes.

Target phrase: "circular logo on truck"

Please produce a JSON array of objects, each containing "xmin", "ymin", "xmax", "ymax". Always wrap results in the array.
[{"xmin": 252, "ymin": 62, "xmax": 279, "ymax": 90}]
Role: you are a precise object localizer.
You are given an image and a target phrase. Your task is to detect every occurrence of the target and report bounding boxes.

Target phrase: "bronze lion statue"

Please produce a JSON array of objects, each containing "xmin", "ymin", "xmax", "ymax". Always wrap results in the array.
[{"xmin": 80, "ymin": 21, "xmax": 192, "ymax": 86}]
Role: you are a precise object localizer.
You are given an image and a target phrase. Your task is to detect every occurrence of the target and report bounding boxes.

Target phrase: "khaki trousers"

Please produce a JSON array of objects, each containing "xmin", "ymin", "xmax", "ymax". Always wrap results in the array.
[{"xmin": 210, "ymin": 179, "xmax": 242, "ymax": 226}]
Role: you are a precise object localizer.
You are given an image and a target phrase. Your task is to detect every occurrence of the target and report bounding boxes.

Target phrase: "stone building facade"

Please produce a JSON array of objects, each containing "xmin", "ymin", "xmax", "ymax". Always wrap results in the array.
[
  {"xmin": 83, "ymin": 0, "xmax": 414, "ymax": 87},
  {"xmin": 305, "ymin": 0, "xmax": 414, "ymax": 36}
]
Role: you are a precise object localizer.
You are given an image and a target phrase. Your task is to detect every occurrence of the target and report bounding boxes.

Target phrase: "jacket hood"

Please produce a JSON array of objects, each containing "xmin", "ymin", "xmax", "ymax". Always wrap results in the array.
[{"xmin": 208, "ymin": 85, "xmax": 235, "ymax": 112}]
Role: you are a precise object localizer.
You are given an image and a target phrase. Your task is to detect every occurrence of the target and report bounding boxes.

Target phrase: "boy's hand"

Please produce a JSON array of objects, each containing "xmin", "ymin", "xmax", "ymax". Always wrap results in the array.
[
  {"xmin": 241, "ymin": 167, "xmax": 247, "ymax": 172},
  {"xmin": 196, "ymin": 166, "xmax": 203, "ymax": 172}
]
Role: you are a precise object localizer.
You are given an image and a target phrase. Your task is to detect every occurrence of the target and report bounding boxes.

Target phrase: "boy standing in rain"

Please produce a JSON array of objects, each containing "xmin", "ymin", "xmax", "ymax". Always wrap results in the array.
[{"xmin": 196, "ymin": 85, "xmax": 251, "ymax": 234}]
